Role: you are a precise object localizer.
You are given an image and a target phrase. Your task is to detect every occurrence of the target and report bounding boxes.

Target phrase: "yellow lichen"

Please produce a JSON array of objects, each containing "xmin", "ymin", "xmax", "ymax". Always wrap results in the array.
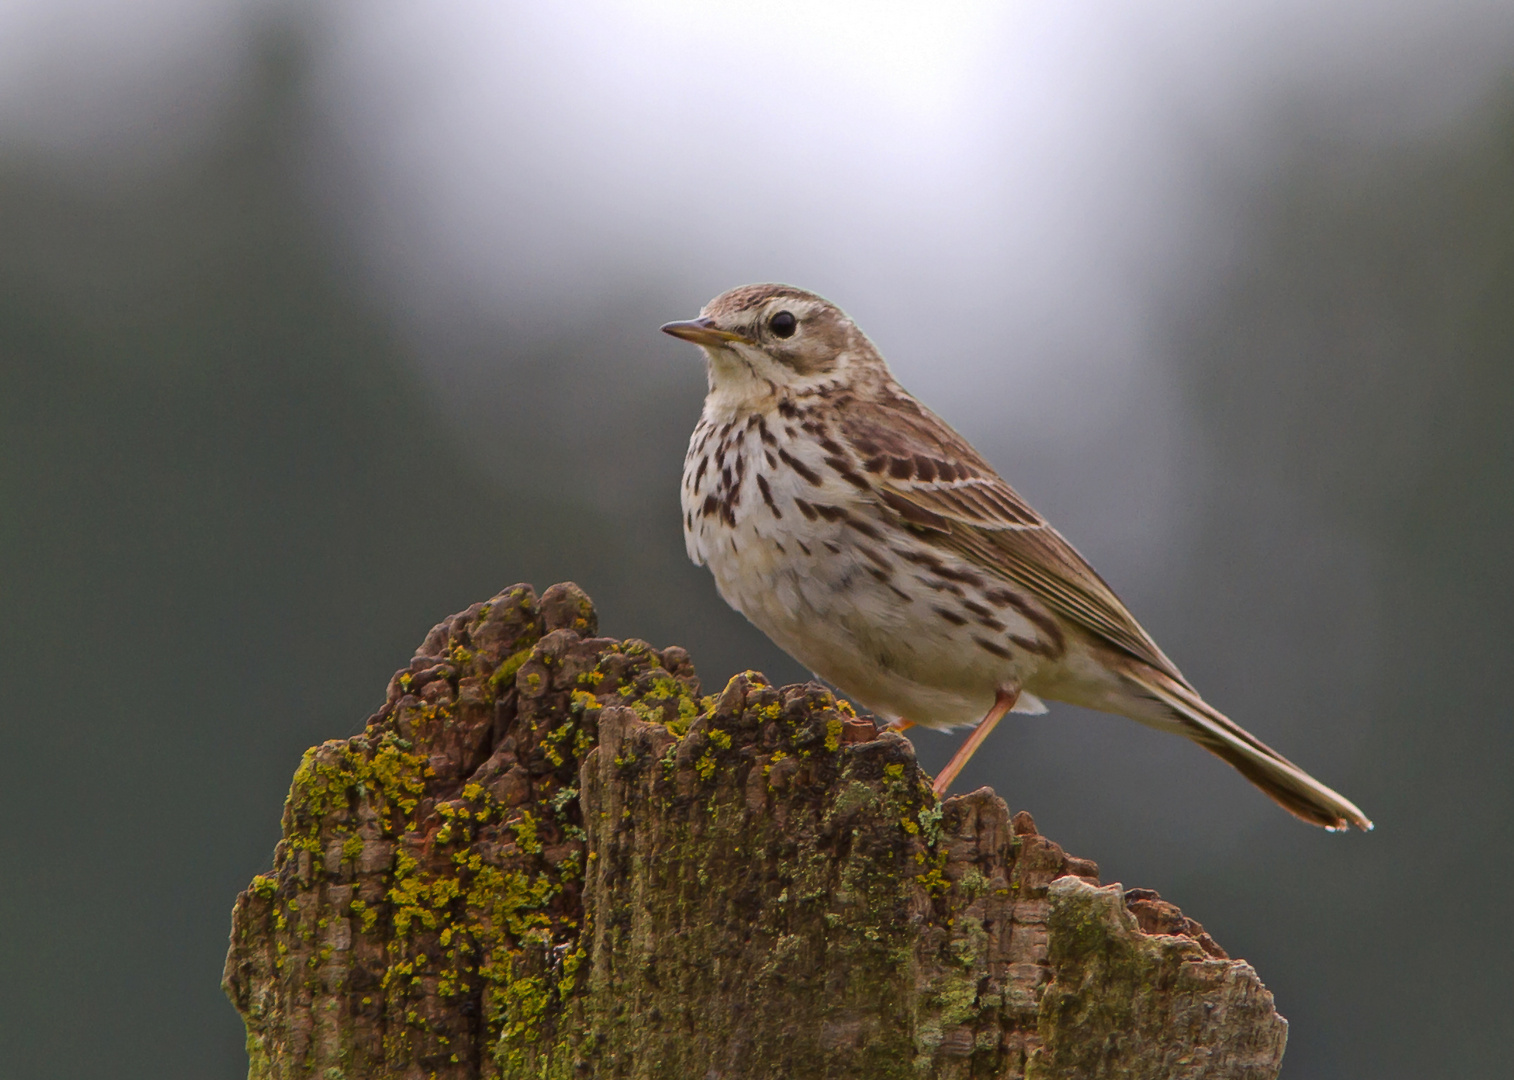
[{"xmin": 824, "ymin": 716, "xmax": 843, "ymax": 752}]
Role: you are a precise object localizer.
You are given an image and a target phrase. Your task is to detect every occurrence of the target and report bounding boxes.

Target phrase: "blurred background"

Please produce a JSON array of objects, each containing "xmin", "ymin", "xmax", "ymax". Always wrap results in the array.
[{"xmin": 2, "ymin": 1, "xmax": 1512, "ymax": 1076}]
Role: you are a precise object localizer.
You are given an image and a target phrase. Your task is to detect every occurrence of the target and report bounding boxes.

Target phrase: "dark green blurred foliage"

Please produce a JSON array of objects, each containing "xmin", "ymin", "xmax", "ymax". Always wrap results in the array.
[
  {"xmin": 923, "ymin": 85, "xmax": 1514, "ymax": 1080},
  {"xmin": 1160, "ymin": 108, "xmax": 1514, "ymax": 1076},
  {"xmin": 0, "ymin": 37, "xmax": 793, "ymax": 1080}
]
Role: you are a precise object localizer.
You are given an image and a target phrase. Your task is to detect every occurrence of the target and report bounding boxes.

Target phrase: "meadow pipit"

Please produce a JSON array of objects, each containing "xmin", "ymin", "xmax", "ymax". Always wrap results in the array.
[{"xmin": 663, "ymin": 284, "xmax": 1372, "ymax": 830}]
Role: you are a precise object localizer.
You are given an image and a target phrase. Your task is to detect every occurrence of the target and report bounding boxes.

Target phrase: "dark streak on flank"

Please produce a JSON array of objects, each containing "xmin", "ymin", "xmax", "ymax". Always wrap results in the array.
[
  {"xmin": 973, "ymin": 636, "xmax": 1014, "ymax": 660},
  {"xmin": 986, "ymin": 587, "xmax": 1066, "ymax": 655},
  {"xmin": 778, "ymin": 447, "xmax": 823, "ymax": 486},
  {"xmin": 842, "ymin": 513, "xmax": 883, "ymax": 541},
  {"xmin": 917, "ymin": 575, "xmax": 966, "ymax": 597},
  {"xmin": 933, "ymin": 606, "xmax": 969, "ymax": 627},
  {"xmin": 930, "ymin": 562, "xmax": 985, "ymax": 588},
  {"xmin": 793, "ymin": 498, "xmax": 819, "ymax": 521},
  {"xmin": 855, "ymin": 543, "xmax": 892, "ymax": 571},
  {"xmin": 756, "ymin": 474, "xmax": 781, "ymax": 517},
  {"xmin": 1012, "ymin": 634, "xmax": 1056, "ymax": 658}
]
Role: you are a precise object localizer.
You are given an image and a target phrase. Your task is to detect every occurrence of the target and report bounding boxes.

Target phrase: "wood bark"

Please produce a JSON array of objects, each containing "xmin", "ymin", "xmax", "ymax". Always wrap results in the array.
[{"xmin": 224, "ymin": 582, "xmax": 1288, "ymax": 1079}]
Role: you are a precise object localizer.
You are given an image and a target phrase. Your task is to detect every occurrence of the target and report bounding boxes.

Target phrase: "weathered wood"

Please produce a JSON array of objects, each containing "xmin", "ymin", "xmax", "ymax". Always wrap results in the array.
[{"xmin": 224, "ymin": 582, "xmax": 1287, "ymax": 1079}]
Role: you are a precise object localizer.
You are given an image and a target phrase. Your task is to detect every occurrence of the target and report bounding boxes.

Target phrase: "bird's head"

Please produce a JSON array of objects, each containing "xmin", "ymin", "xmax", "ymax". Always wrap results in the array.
[{"xmin": 662, "ymin": 284, "xmax": 886, "ymax": 407}]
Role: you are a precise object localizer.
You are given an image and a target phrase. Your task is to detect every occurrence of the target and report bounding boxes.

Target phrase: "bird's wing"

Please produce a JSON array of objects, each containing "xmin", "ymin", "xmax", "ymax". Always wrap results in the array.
[{"xmin": 838, "ymin": 393, "xmax": 1187, "ymax": 682}]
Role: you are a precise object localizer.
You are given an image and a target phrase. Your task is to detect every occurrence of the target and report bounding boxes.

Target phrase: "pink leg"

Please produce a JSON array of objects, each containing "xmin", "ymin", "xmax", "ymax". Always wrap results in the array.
[
  {"xmin": 932, "ymin": 685, "xmax": 1020, "ymax": 798},
  {"xmin": 886, "ymin": 718, "xmax": 915, "ymax": 732}
]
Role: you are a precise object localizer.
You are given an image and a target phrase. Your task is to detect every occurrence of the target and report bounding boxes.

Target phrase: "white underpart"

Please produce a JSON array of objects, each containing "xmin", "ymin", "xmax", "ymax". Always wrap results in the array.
[{"xmin": 683, "ymin": 395, "xmax": 1063, "ymax": 730}]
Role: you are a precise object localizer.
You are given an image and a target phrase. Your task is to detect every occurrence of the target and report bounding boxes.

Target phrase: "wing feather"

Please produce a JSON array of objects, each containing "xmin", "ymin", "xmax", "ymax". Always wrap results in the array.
[
  {"xmin": 831, "ymin": 387, "xmax": 1372, "ymax": 832},
  {"xmin": 840, "ymin": 393, "xmax": 1186, "ymax": 681}
]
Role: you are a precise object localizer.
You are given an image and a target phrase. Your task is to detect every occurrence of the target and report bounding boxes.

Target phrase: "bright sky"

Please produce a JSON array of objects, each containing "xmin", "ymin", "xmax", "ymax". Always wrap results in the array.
[{"xmin": 3, "ymin": 0, "xmax": 1512, "ymax": 441}]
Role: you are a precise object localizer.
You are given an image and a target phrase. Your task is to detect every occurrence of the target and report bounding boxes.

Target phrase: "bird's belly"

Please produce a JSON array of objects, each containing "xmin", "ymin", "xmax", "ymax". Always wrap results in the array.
[{"xmin": 700, "ymin": 512, "xmax": 1048, "ymax": 729}]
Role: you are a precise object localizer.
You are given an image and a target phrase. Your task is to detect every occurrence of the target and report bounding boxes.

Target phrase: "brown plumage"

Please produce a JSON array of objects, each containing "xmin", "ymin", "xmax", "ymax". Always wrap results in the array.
[{"xmin": 665, "ymin": 283, "xmax": 1373, "ymax": 831}]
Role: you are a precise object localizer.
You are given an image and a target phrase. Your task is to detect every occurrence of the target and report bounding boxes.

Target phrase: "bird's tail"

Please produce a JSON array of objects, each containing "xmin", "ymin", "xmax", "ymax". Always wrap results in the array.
[{"xmin": 1123, "ymin": 666, "xmax": 1373, "ymax": 832}]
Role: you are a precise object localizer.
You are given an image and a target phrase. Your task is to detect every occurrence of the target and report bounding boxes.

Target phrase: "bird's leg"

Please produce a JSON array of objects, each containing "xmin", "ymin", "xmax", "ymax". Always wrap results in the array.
[
  {"xmin": 932, "ymin": 684, "xmax": 1020, "ymax": 798},
  {"xmin": 886, "ymin": 718, "xmax": 915, "ymax": 732}
]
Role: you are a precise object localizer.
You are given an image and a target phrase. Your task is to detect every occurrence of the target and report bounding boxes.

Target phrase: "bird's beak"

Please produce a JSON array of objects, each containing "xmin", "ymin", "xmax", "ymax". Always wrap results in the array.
[{"xmin": 660, "ymin": 317, "xmax": 751, "ymax": 347}]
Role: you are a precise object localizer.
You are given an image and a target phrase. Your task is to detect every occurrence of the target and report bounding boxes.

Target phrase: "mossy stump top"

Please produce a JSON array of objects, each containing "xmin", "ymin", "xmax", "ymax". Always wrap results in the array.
[{"xmin": 224, "ymin": 582, "xmax": 1287, "ymax": 1079}]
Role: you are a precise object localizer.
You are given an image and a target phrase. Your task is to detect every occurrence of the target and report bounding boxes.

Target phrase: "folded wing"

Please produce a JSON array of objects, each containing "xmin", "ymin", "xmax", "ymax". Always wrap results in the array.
[{"xmin": 841, "ymin": 393, "xmax": 1186, "ymax": 682}]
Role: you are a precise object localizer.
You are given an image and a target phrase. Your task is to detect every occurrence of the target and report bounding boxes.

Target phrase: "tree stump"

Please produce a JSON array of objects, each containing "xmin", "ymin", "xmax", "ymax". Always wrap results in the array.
[{"xmin": 223, "ymin": 583, "xmax": 1288, "ymax": 1079}]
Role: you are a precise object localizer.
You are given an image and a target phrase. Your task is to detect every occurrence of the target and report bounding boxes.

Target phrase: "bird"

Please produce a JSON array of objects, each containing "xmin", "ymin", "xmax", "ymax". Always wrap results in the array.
[{"xmin": 662, "ymin": 283, "xmax": 1372, "ymax": 831}]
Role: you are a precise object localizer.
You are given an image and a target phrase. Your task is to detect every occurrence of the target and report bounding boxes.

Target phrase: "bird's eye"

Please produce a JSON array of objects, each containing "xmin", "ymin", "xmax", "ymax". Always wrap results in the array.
[{"xmin": 769, "ymin": 310, "xmax": 797, "ymax": 338}]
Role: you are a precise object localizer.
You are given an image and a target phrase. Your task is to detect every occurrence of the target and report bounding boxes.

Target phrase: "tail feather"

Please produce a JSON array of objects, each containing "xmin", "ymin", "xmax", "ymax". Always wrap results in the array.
[{"xmin": 1123, "ymin": 667, "xmax": 1374, "ymax": 832}]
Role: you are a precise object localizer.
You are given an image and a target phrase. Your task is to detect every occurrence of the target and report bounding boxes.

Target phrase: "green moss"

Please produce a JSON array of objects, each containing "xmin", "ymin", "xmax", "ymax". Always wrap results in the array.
[
  {"xmin": 956, "ymin": 867, "xmax": 990, "ymax": 899},
  {"xmin": 240, "ymin": 604, "xmax": 998, "ymax": 1079},
  {"xmin": 916, "ymin": 802, "xmax": 943, "ymax": 846},
  {"xmin": 558, "ymin": 692, "xmax": 935, "ymax": 1080},
  {"xmin": 1031, "ymin": 880, "xmax": 1197, "ymax": 1077},
  {"xmin": 827, "ymin": 779, "xmax": 880, "ymax": 818},
  {"xmin": 540, "ymin": 720, "xmax": 576, "ymax": 766},
  {"xmin": 509, "ymin": 811, "xmax": 543, "ymax": 856},
  {"xmin": 349, "ymin": 899, "xmax": 378, "ymax": 933},
  {"xmin": 549, "ymin": 786, "xmax": 578, "ymax": 816},
  {"xmin": 489, "ymin": 646, "xmax": 534, "ymax": 692}
]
